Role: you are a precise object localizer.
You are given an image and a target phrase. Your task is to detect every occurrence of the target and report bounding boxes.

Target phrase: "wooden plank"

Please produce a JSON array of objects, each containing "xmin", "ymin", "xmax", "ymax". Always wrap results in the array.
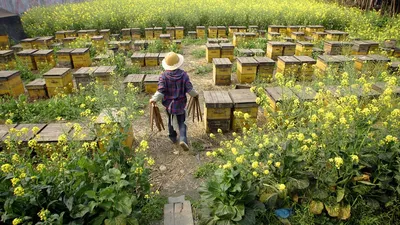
[
  {"xmin": 68, "ymin": 123, "xmax": 96, "ymax": 141},
  {"xmin": 36, "ymin": 123, "xmax": 72, "ymax": 142},
  {"xmin": 290, "ymin": 86, "xmax": 317, "ymax": 101},
  {"xmin": 228, "ymin": 89, "xmax": 257, "ymax": 108},
  {"xmin": 174, "ymin": 201, "xmax": 194, "ymax": 225},
  {"xmin": 144, "ymin": 74, "xmax": 160, "ymax": 83},
  {"xmin": 13, "ymin": 124, "xmax": 46, "ymax": 142},
  {"xmin": 0, "ymin": 124, "xmax": 17, "ymax": 141}
]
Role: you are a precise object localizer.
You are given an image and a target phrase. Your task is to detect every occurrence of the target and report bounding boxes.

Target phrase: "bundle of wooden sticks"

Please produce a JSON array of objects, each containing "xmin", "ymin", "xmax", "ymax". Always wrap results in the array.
[
  {"xmin": 150, "ymin": 103, "xmax": 165, "ymax": 131},
  {"xmin": 187, "ymin": 96, "xmax": 202, "ymax": 122}
]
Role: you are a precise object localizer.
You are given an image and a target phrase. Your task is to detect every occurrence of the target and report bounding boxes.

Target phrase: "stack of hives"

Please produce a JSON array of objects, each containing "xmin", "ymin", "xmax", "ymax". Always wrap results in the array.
[
  {"xmin": 276, "ymin": 56, "xmax": 316, "ymax": 81},
  {"xmin": 381, "ymin": 39, "xmax": 400, "ymax": 57},
  {"xmin": 131, "ymin": 53, "xmax": 169, "ymax": 67},
  {"xmin": 266, "ymin": 42, "xmax": 296, "ymax": 60}
]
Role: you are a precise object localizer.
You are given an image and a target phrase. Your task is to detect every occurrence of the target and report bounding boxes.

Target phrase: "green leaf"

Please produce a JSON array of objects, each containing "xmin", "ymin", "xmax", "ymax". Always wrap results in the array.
[
  {"xmin": 337, "ymin": 188, "xmax": 345, "ymax": 203},
  {"xmin": 89, "ymin": 212, "xmax": 107, "ymax": 225},
  {"xmin": 85, "ymin": 190, "xmax": 97, "ymax": 199},
  {"xmin": 260, "ymin": 193, "xmax": 278, "ymax": 208},
  {"xmin": 71, "ymin": 204, "xmax": 90, "ymax": 218},
  {"xmin": 115, "ymin": 195, "xmax": 133, "ymax": 215},
  {"xmin": 287, "ymin": 177, "xmax": 309, "ymax": 190},
  {"xmin": 215, "ymin": 202, "xmax": 235, "ymax": 217},
  {"xmin": 313, "ymin": 189, "xmax": 329, "ymax": 200},
  {"xmin": 105, "ymin": 215, "xmax": 127, "ymax": 225},
  {"xmin": 64, "ymin": 196, "xmax": 74, "ymax": 211},
  {"xmin": 358, "ymin": 181, "xmax": 376, "ymax": 186},
  {"xmin": 325, "ymin": 203, "xmax": 340, "ymax": 217},
  {"xmin": 99, "ymin": 187, "xmax": 116, "ymax": 201}
]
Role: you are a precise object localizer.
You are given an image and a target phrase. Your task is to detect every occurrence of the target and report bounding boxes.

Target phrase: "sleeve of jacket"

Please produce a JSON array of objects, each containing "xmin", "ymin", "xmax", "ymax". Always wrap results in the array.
[
  {"xmin": 150, "ymin": 75, "xmax": 165, "ymax": 102},
  {"xmin": 184, "ymin": 72, "xmax": 198, "ymax": 97}
]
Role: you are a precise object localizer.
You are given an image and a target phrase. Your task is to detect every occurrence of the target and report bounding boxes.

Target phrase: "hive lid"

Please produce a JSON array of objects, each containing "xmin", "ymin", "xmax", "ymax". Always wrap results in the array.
[
  {"xmin": 36, "ymin": 123, "xmax": 73, "ymax": 142},
  {"xmin": 228, "ymin": 89, "xmax": 258, "ymax": 108},
  {"xmin": 277, "ymin": 56, "xmax": 301, "ymax": 64},
  {"xmin": 250, "ymin": 49, "xmax": 265, "ymax": 54},
  {"xmin": 10, "ymin": 124, "xmax": 47, "ymax": 142},
  {"xmin": 254, "ymin": 57, "xmax": 275, "ymax": 65},
  {"xmin": 0, "ymin": 50, "xmax": 14, "ymax": 55},
  {"xmin": 314, "ymin": 32, "xmax": 327, "ymax": 35},
  {"xmin": 363, "ymin": 40, "xmax": 379, "ymax": 45},
  {"xmin": 212, "ymin": 58, "xmax": 232, "ymax": 66},
  {"xmin": 64, "ymin": 30, "xmax": 76, "ymax": 33},
  {"xmin": 206, "ymin": 43, "xmax": 220, "ymax": 49},
  {"xmin": 144, "ymin": 74, "xmax": 160, "ymax": 82},
  {"xmin": 237, "ymin": 49, "xmax": 253, "ymax": 55},
  {"xmin": 267, "ymin": 41, "xmax": 284, "ymax": 46},
  {"xmin": 100, "ymin": 29, "xmax": 111, "ymax": 32},
  {"xmin": 368, "ymin": 54, "xmax": 390, "ymax": 62},
  {"xmin": 292, "ymin": 32, "xmax": 305, "ymax": 35},
  {"xmin": 294, "ymin": 56, "xmax": 316, "ymax": 64},
  {"xmin": 282, "ymin": 42, "xmax": 296, "ymax": 47},
  {"xmin": 204, "ymin": 91, "xmax": 233, "ymax": 108},
  {"xmin": 307, "ymin": 25, "xmax": 324, "ymax": 28},
  {"xmin": 237, "ymin": 26, "xmax": 247, "ymax": 29},
  {"xmin": 0, "ymin": 124, "xmax": 17, "ymax": 140},
  {"xmin": 244, "ymin": 32, "xmax": 256, "ymax": 36},
  {"xmin": 160, "ymin": 34, "xmax": 171, "ymax": 38},
  {"xmin": 131, "ymin": 53, "xmax": 146, "ymax": 58},
  {"xmin": 268, "ymin": 32, "xmax": 281, "ymax": 35},
  {"xmin": 297, "ymin": 41, "xmax": 313, "ymax": 46},
  {"xmin": 317, "ymin": 55, "xmax": 342, "ymax": 63},
  {"xmin": 208, "ymin": 26, "xmax": 218, "ymax": 29},
  {"xmin": 43, "ymin": 68, "xmax": 70, "ymax": 77},
  {"xmin": 21, "ymin": 38, "xmax": 38, "ymax": 42},
  {"xmin": 175, "ymin": 26, "xmax": 184, "ymax": 30},
  {"xmin": 268, "ymin": 25, "xmax": 286, "ymax": 28},
  {"xmin": 94, "ymin": 66, "xmax": 115, "ymax": 76},
  {"xmin": 119, "ymin": 40, "xmax": 132, "ymax": 44},
  {"xmin": 32, "ymin": 49, "xmax": 53, "ymax": 55},
  {"xmin": 166, "ymin": 27, "xmax": 175, "ymax": 30},
  {"xmin": 332, "ymin": 55, "xmax": 352, "ymax": 62},
  {"xmin": 355, "ymin": 55, "xmax": 374, "ymax": 62},
  {"xmin": 0, "ymin": 70, "xmax": 20, "ymax": 81},
  {"xmin": 196, "ymin": 26, "xmax": 205, "ymax": 29},
  {"xmin": 91, "ymin": 35, "xmax": 104, "ymax": 40},
  {"xmin": 71, "ymin": 48, "xmax": 89, "ymax": 54},
  {"xmin": 237, "ymin": 57, "xmax": 258, "ymax": 66},
  {"xmin": 352, "ymin": 41, "xmax": 369, "ymax": 46},
  {"xmin": 228, "ymin": 26, "xmax": 238, "ymax": 29},
  {"xmin": 77, "ymin": 30, "xmax": 88, "ymax": 33},
  {"xmin": 145, "ymin": 53, "xmax": 159, "ymax": 58},
  {"xmin": 265, "ymin": 86, "xmax": 297, "ymax": 102},
  {"xmin": 290, "ymin": 86, "xmax": 317, "ymax": 101},
  {"xmin": 73, "ymin": 67, "xmax": 97, "ymax": 77},
  {"xmin": 26, "ymin": 78, "xmax": 46, "ymax": 89},
  {"xmin": 68, "ymin": 123, "xmax": 96, "ymax": 141},
  {"xmin": 17, "ymin": 49, "xmax": 38, "ymax": 55},
  {"xmin": 217, "ymin": 26, "xmax": 226, "ymax": 29},
  {"xmin": 55, "ymin": 31, "xmax": 66, "ymax": 34},
  {"xmin": 288, "ymin": 25, "xmax": 304, "ymax": 28},
  {"xmin": 220, "ymin": 43, "xmax": 234, "ymax": 49},
  {"xmin": 57, "ymin": 48, "xmax": 74, "ymax": 54},
  {"xmin": 123, "ymin": 74, "xmax": 146, "ymax": 83},
  {"xmin": 37, "ymin": 36, "xmax": 54, "ymax": 41},
  {"xmin": 154, "ymin": 27, "xmax": 163, "ymax": 30}
]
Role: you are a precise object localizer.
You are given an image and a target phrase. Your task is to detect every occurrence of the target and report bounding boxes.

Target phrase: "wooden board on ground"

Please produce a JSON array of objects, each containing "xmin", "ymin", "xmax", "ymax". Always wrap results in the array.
[
  {"xmin": 36, "ymin": 123, "xmax": 72, "ymax": 143},
  {"xmin": 164, "ymin": 195, "xmax": 194, "ymax": 225},
  {"xmin": 12, "ymin": 124, "xmax": 47, "ymax": 142},
  {"xmin": 0, "ymin": 124, "xmax": 17, "ymax": 141}
]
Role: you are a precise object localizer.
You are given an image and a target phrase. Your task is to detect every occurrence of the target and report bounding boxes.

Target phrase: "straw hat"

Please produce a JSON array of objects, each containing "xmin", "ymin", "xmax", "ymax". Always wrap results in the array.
[{"xmin": 162, "ymin": 52, "xmax": 184, "ymax": 70}]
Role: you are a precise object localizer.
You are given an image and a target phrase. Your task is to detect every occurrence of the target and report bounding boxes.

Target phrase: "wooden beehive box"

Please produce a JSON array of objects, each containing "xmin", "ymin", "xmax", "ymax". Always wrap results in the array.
[
  {"xmin": 203, "ymin": 91, "xmax": 233, "ymax": 133},
  {"xmin": 166, "ymin": 27, "xmax": 175, "ymax": 39},
  {"xmin": 144, "ymin": 74, "xmax": 160, "ymax": 94},
  {"xmin": 228, "ymin": 26, "xmax": 238, "ymax": 37},
  {"xmin": 188, "ymin": 31, "xmax": 197, "ymax": 39},
  {"xmin": 259, "ymin": 30, "xmax": 266, "ymax": 38},
  {"xmin": 20, "ymin": 38, "xmax": 38, "ymax": 49},
  {"xmin": 91, "ymin": 35, "xmax": 105, "ymax": 49},
  {"xmin": 132, "ymin": 40, "xmax": 145, "ymax": 51},
  {"xmin": 175, "ymin": 26, "xmax": 184, "ymax": 39},
  {"xmin": 287, "ymin": 26, "xmax": 305, "ymax": 36},
  {"xmin": 70, "ymin": 48, "xmax": 91, "ymax": 68},
  {"xmin": 160, "ymin": 34, "xmax": 171, "ymax": 44},
  {"xmin": 248, "ymin": 25, "xmax": 259, "ymax": 33},
  {"xmin": 264, "ymin": 86, "xmax": 297, "ymax": 111},
  {"xmin": 158, "ymin": 53, "xmax": 167, "ymax": 65},
  {"xmin": 237, "ymin": 49, "xmax": 254, "ymax": 57},
  {"xmin": 228, "ymin": 89, "xmax": 258, "ymax": 131},
  {"xmin": 172, "ymin": 40, "xmax": 182, "ymax": 49},
  {"xmin": 244, "ymin": 32, "xmax": 256, "ymax": 41},
  {"xmin": 284, "ymin": 37, "xmax": 294, "ymax": 43},
  {"xmin": 123, "ymin": 74, "xmax": 146, "ymax": 91},
  {"xmin": 254, "ymin": 56, "xmax": 275, "ymax": 81},
  {"xmin": 290, "ymin": 86, "xmax": 317, "ymax": 102},
  {"xmin": 388, "ymin": 61, "xmax": 400, "ymax": 74},
  {"xmin": 316, "ymin": 55, "xmax": 351, "ymax": 72},
  {"xmin": 313, "ymin": 32, "xmax": 327, "ymax": 41},
  {"xmin": 94, "ymin": 66, "xmax": 116, "ymax": 85},
  {"xmin": 26, "ymin": 78, "xmax": 48, "ymax": 99},
  {"xmin": 11, "ymin": 44, "xmax": 23, "ymax": 53},
  {"xmin": 34, "ymin": 36, "xmax": 54, "ymax": 49},
  {"xmin": 220, "ymin": 43, "xmax": 234, "ymax": 61},
  {"xmin": 383, "ymin": 39, "xmax": 397, "ymax": 48},
  {"xmin": 145, "ymin": 53, "xmax": 159, "ymax": 67},
  {"xmin": 267, "ymin": 41, "xmax": 284, "ymax": 60},
  {"xmin": 87, "ymin": 29, "xmax": 97, "ymax": 37},
  {"xmin": 373, "ymin": 82, "xmax": 400, "ymax": 96},
  {"xmin": 232, "ymin": 32, "xmax": 245, "ymax": 47},
  {"xmin": 36, "ymin": 123, "xmax": 72, "ymax": 144},
  {"xmin": 206, "ymin": 43, "xmax": 221, "ymax": 63},
  {"xmin": 56, "ymin": 48, "xmax": 74, "ymax": 68},
  {"xmin": 250, "ymin": 49, "xmax": 265, "ymax": 57},
  {"xmin": 207, "ymin": 38, "xmax": 218, "ymax": 44},
  {"xmin": 268, "ymin": 25, "xmax": 286, "ymax": 35},
  {"xmin": 0, "ymin": 35, "xmax": 9, "ymax": 49},
  {"xmin": 295, "ymin": 56, "xmax": 316, "ymax": 80},
  {"xmin": 99, "ymin": 29, "xmax": 111, "ymax": 40},
  {"xmin": 217, "ymin": 26, "xmax": 227, "ymax": 38},
  {"xmin": 129, "ymin": 28, "xmax": 141, "ymax": 40},
  {"xmin": 324, "ymin": 41, "xmax": 343, "ymax": 55},
  {"xmin": 73, "ymin": 66, "xmax": 97, "ymax": 89},
  {"xmin": 43, "ymin": 68, "xmax": 73, "ymax": 97},
  {"xmin": 9, "ymin": 124, "xmax": 47, "ymax": 144},
  {"xmin": 32, "ymin": 49, "xmax": 55, "ymax": 70},
  {"xmin": 325, "ymin": 30, "xmax": 348, "ymax": 41},
  {"xmin": 237, "ymin": 26, "xmax": 247, "ymax": 33},
  {"xmin": 305, "ymin": 25, "xmax": 324, "ymax": 35},
  {"xmin": 144, "ymin": 28, "xmax": 154, "ymax": 39},
  {"xmin": 355, "ymin": 54, "xmax": 390, "ymax": 72},
  {"xmin": 208, "ymin": 26, "xmax": 218, "ymax": 38},
  {"xmin": 131, "ymin": 53, "xmax": 145, "ymax": 67},
  {"xmin": 236, "ymin": 57, "xmax": 258, "ymax": 84},
  {"xmin": 212, "ymin": 58, "xmax": 232, "ymax": 85},
  {"xmin": 291, "ymin": 32, "xmax": 305, "ymax": 41},
  {"xmin": 153, "ymin": 27, "xmax": 163, "ymax": 39},
  {"xmin": 276, "ymin": 56, "xmax": 301, "ymax": 76},
  {"xmin": 267, "ymin": 32, "xmax": 281, "ymax": 41},
  {"xmin": 62, "ymin": 37, "xmax": 77, "ymax": 46},
  {"xmin": 64, "ymin": 30, "xmax": 76, "ymax": 38},
  {"xmin": 363, "ymin": 40, "xmax": 379, "ymax": 53},
  {"xmin": 0, "ymin": 50, "xmax": 16, "ymax": 70},
  {"xmin": 77, "ymin": 30, "xmax": 88, "ymax": 38},
  {"xmin": 17, "ymin": 49, "xmax": 38, "ymax": 70},
  {"xmin": 295, "ymin": 41, "xmax": 314, "ymax": 56},
  {"xmin": 121, "ymin": 28, "xmax": 131, "ymax": 40},
  {"xmin": 196, "ymin": 26, "xmax": 206, "ymax": 38},
  {"xmin": 119, "ymin": 40, "xmax": 132, "ymax": 51},
  {"xmin": 55, "ymin": 31, "xmax": 66, "ymax": 42},
  {"xmin": 219, "ymin": 38, "xmax": 230, "ymax": 43},
  {"xmin": 0, "ymin": 70, "xmax": 24, "ymax": 97},
  {"xmin": 282, "ymin": 42, "xmax": 296, "ymax": 56},
  {"xmin": 352, "ymin": 41, "xmax": 370, "ymax": 55}
]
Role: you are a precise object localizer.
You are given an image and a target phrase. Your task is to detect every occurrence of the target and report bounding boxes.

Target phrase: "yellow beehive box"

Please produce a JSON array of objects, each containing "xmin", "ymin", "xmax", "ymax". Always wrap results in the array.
[
  {"xmin": 34, "ymin": 36, "xmax": 54, "ymax": 49},
  {"xmin": 290, "ymin": 86, "xmax": 317, "ymax": 102},
  {"xmin": 245, "ymin": 32, "xmax": 256, "ymax": 42},
  {"xmin": 287, "ymin": 25, "xmax": 305, "ymax": 36},
  {"xmin": 264, "ymin": 86, "xmax": 297, "ymax": 112},
  {"xmin": 131, "ymin": 53, "xmax": 145, "ymax": 67},
  {"xmin": 282, "ymin": 42, "xmax": 296, "ymax": 56},
  {"xmin": 86, "ymin": 29, "xmax": 97, "ymax": 38},
  {"xmin": 77, "ymin": 30, "xmax": 89, "ymax": 38},
  {"xmin": 160, "ymin": 34, "xmax": 171, "ymax": 45},
  {"xmin": 153, "ymin": 27, "xmax": 163, "ymax": 39},
  {"xmin": 291, "ymin": 32, "xmax": 305, "ymax": 41},
  {"xmin": 316, "ymin": 55, "xmax": 351, "ymax": 73},
  {"xmin": 354, "ymin": 54, "xmax": 390, "ymax": 73},
  {"xmin": 91, "ymin": 35, "xmax": 105, "ymax": 49},
  {"xmin": 20, "ymin": 38, "xmax": 38, "ymax": 49},
  {"xmin": 56, "ymin": 48, "xmax": 74, "ymax": 68},
  {"xmin": 130, "ymin": 28, "xmax": 141, "ymax": 40},
  {"xmin": 267, "ymin": 41, "xmax": 284, "ymax": 60},
  {"xmin": 206, "ymin": 43, "xmax": 221, "ymax": 63},
  {"xmin": 306, "ymin": 25, "xmax": 324, "ymax": 36},
  {"xmin": 166, "ymin": 27, "xmax": 175, "ymax": 39},
  {"xmin": 237, "ymin": 26, "xmax": 247, "ymax": 33},
  {"xmin": 232, "ymin": 32, "xmax": 245, "ymax": 47},
  {"xmin": 0, "ymin": 50, "xmax": 16, "ymax": 70},
  {"xmin": 144, "ymin": 74, "xmax": 159, "ymax": 94},
  {"xmin": 26, "ymin": 78, "xmax": 48, "ymax": 99},
  {"xmin": 325, "ymin": 30, "xmax": 348, "ymax": 41},
  {"xmin": 95, "ymin": 108, "xmax": 134, "ymax": 152},
  {"xmin": 295, "ymin": 41, "xmax": 314, "ymax": 56},
  {"xmin": 16, "ymin": 49, "xmax": 38, "ymax": 70},
  {"xmin": 213, "ymin": 58, "xmax": 232, "ymax": 85},
  {"xmin": 363, "ymin": 40, "xmax": 379, "ymax": 53},
  {"xmin": 32, "ymin": 49, "xmax": 56, "ymax": 70},
  {"xmin": 119, "ymin": 40, "xmax": 132, "ymax": 51},
  {"xmin": 254, "ymin": 56, "xmax": 275, "ymax": 81},
  {"xmin": 121, "ymin": 28, "xmax": 131, "ymax": 40},
  {"xmin": 268, "ymin": 25, "xmax": 286, "ymax": 35},
  {"xmin": 312, "ymin": 32, "xmax": 327, "ymax": 41},
  {"xmin": 217, "ymin": 26, "xmax": 227, "ymax": 38},
  {"xmin": 99, "ymin": 29, "xmax": 111, "ymax": 40},
  {"xmin": 0, "ymin": 70, "xmax": 24, "ymax": 97},
  {"xmin": 204, "ymin": 91, "xmax": 233, "ymax": 132},
  {"xmin": 94, "ymin": 66, "xmax": 116, "ymax": 85},
  {"xmin": 324, "ymin": 41, "xmax": 352, "ymax": 55},
  {"xmin": 62, "ymin": 37, "xmax": 77, "ymax": 46},
  {"xmin": 0, "ymin": 35, "xmax": 10, "ymax": 49},
  {"xmin": 228, "ymin": 89, "xmax": 258, "ymax": 131},
  {"xmin": 236, "ymin": 57, "xmax": 258, "ymax": 84},
  {"xmin": 351, "ymin": 41, "xmax": 370, "ymax": 55},
  {"xmin": 144, "ymin": 28, "xmax": 154, "ymax": 39},
  {"xmin": 173, "ymin": 40, "xmax": 182, "ymax": 49},
  {"xmin": 208, "ymin": 26, "xmax": 218, "ymax": 38},
  {"xmin": 43, "ymin": 68, "xmax": 73, "ymax": 97},
  {"xmin": 64, "ymin": 30, "xmax": 77, "ymax": 38},
  {"xmin": 294, "ymin": 55, "xmax": 316, "ymax": 81},
  {"xmin": 276, "ymin": 56, "xmax": 301, "ymax": 76},
  {"xmin": 70, "ymin": 48, "xmax": 91, "ymax": 68},
  {"xmin": 228, "ymin": 26, "xmax": 238, "ymax": 37},
  {"xmin": 196, "ymin": 26, "xmax": 205, "ymax": 38},
  {"xmin": 175, "ymin": 26, "xmax": 184, "ymax": 39},
  {"xmin": 188, "ymin": 31, "xmax": 197, "ymax": 39},
  {"xmin": 145, "ymin": 53, "xmax": 159, "ymax": 67},
  {"xmin": 220, "ymin": 43, "xmax": 234, "ymax": 61},
  {"xmin": 123, "ymin": 74, "xmax": 146, "ymax": 91},
  {"xmin": 73, "ymin": 66, "xmax": 97, "ymax": 89},
  {"xmin": 268, "ymin": 32, "xmax": 281, "ymax": 41}
]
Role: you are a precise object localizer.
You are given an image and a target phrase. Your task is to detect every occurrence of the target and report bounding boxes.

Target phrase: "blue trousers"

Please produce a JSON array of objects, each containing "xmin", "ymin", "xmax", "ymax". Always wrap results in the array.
[{"xmin": 166, "ymin": 111, "xmax": 187, "ymax": 144}]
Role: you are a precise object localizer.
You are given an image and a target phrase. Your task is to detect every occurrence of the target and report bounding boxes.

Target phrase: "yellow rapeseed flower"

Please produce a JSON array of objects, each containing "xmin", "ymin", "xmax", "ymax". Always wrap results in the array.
[
  {"xmin": 277, "ymin": 184, "xmax": 286, "ymax": 191},
  {"xmin": 12, "ymin": 218, "xmax": 23, "ymax": 225},
  {"xmin": 275, "ymin": 162, "xmax": 281, "ymax": 168},
  {"xmin": 263, "ymin": 170, "xmax": 270, "ymax": 175},
  {"xmin": 334, "ymin": 157, "xmax": 344, "ymax": 169},
  {"xmin": 14, "ymin": 186, "xmax": 24, "ymax": 196},
  {"xmin": 252, "ymin": 161, "xmax": 259, "ymax": 169},
  {"xmin": 11, "ymin": 177, "xmax": 20, "ymax": 186},
  {"xmin": 351, "ymin": 155, "xmax": 359, "ymax": 164},
  {"xmin": 231, "ymin": 148, "xmax": 238, "ymax": 155},
  {"xmin": 1, "ymin": 164, "xmax": 13, "ymax": 173},
  {"xmin": 5, "ymin": 119, "xmax": 13, "ymax": 125},
  {"xmin": 253, "ymin": 171, "xmax": 259, "ymax": 177},
  {"xmin": 36, "ymin": 164, "xmax": 45, "ymax": 172}
]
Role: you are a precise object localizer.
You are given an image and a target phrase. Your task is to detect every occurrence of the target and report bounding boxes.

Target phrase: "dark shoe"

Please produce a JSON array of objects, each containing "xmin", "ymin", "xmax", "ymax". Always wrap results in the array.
[
  {"xmin": 169, "ymin": 136, "xmax": 177, "ymax": 144},
  {"xmin": 179, "ymin": 141, "xmax": 189, "ymax": 151}
]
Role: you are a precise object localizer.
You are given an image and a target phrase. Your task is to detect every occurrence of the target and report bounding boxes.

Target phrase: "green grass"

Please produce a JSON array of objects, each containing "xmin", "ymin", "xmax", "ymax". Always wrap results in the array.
[
  {"xmin": 194, "ymin": 64, "xmax": 212, "ymax": 75},
  {"xmin": 191, "ymin": 49, "xmax": 206, "ymax": 59}
]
